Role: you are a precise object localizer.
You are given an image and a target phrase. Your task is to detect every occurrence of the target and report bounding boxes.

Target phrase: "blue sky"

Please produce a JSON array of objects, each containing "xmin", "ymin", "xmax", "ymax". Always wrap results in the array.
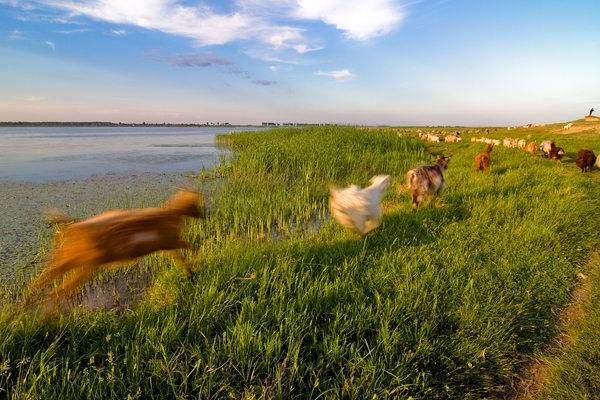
[{"xmin": 1, "ymin": 0, "xmax": 599, "ymax": 126}]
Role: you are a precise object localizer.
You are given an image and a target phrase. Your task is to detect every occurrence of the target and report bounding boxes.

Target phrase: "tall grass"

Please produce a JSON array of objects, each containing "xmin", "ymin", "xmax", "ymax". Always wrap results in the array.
[
  {"xmin": 2, "ymin": 125, "xmax": 600, "ymax": 399},
  {"xmin": 204, "ymin": 126, "xmax": 426, "ymax": 241}
]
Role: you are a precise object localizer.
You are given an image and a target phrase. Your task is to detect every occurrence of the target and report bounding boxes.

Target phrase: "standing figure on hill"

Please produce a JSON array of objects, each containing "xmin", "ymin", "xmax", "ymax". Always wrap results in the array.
[
  {"xmin": 475, "ymin": 143, "xmax": 493, "ymax": 172},
  {"xmin": 590, "ymin": 108, "xmax": 595, "ymax": 116}
]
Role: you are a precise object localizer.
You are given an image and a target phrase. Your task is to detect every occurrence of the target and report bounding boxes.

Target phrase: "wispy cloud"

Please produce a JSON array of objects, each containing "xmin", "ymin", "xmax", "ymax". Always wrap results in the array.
[
  {"xmin": 252, "ymin": 80, "xmax": 277, "ymax": 86},
  {"xmin": 292, "ymin": 43, "xmax": 324, "ymax": 54},
  {"xmin": 154, "ymin": 52, "xmax": 233, "ymax": 67},
  {"xmin": 269, "ymin": 66, "xmax": 279, "ymax": 72},
  {"xmin": 7, "ymin": 1, "xmax": 405, "ymax": 57},
  {"xmin": 55, "ymin": 28, "xmax": 91, "ymax": 34},
  {"xmin": 94, "ymin": 109, "xmax": 121, "ymax": 115},
  {"xmin": 31, "ymin": 0, "xmax": 306, "ymax": 49},
  {"xmin": 228, "ymin": 68, "xmax": 251, "ymax": 78},
  {"xmin": 111, "ymin": 29, "xmax": 127, "ymax": 36},
  {"xmin": 9, "ymin": 29, "xmax": 24, "ymax": 39},
  {"xmin": 24, "ymin": 95, "xmax": 46, "ymax": 101},
  {"xmin": 44, "ymin": 40, "xmax": 55, "ymax": 50},
  {"xmin": 315, "ymin": 69, "xmax": 356, "ymax": 80}
]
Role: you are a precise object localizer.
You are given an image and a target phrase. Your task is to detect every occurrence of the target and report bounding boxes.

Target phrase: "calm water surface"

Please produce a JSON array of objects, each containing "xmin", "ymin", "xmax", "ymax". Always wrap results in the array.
[{"xmin": 0, "ymin": 126, "xmax": 261, "ymax": 182}]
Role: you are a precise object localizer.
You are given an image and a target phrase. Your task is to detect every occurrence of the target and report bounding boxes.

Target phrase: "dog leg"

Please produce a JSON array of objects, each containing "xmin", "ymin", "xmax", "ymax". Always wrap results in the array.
[{"xmin": 169, "ymin": 251, "xmax": 193, "ymax": 278}]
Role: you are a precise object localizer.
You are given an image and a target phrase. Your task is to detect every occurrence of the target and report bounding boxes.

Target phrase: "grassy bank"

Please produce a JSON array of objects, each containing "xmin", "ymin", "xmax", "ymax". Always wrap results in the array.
[{"xmin": 1, "ymin": 125, "xmax": 600, "ymax": 398}]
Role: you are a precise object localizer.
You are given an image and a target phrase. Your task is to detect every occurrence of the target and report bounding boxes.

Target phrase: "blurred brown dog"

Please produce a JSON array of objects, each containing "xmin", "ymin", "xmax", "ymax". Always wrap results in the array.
[
  {"xmin": 475, "ymin": 143, "xmax": 493, "ymax": 172},
  {"xmin": 28, "ymin": 189, "xmax": 204, "ymax": 300}
]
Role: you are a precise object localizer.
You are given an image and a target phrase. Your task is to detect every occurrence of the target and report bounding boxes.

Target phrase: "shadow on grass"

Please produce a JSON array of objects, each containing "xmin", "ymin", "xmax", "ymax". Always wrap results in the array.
[{"xmin": 490, "ymin": 166, "xmax": 510, "ymax": 175}]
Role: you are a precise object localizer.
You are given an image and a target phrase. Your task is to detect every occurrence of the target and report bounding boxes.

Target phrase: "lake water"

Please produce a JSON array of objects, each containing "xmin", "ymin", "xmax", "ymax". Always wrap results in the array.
[{"xmin": 0, "ymin": 126, "xmax": 262, "ymax": 182}]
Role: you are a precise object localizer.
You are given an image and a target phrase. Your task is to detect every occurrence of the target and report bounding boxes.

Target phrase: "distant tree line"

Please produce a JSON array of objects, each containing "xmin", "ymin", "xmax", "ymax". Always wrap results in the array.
[{"xmin": 0, "ymin": 121, "xmax": 255, "ymax": 127}]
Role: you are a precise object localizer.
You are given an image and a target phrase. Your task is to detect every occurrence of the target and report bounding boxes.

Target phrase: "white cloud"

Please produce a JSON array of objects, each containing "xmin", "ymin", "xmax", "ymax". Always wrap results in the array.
[
  {"xmin": 9, "ymin": 29, "xmax": 24, "ymax": 39},
  {"xmin": 111, "ymin": 29, "xmax": 127, "ymax": 35},
  {"xmin": 31, "ymin": 0, "xmax": 306, "ymax": 48},
  {"xmin": 44, "ymin": 40, "xmax": 55, "ymax": 49},
  {"xmin": 6, "ymin": 0, "xmax": 404, "ymax": 57},
  {"xmin": 55, "ymin": 28, "xmax": 91, "ymax": 34},
  {"xmin": 315, "ymin": 69, "xmax": 356, "ymax": 80},
  {"xmin": 294, "ymin": 0, "xmax": 405, "ymax": 40},
  {"xmin": 269, "ymin": 66, "xmax": 279, "ymax": 72},
  {"xmin": 292, "ymin": 43, "xmax": 324, "ymax": 54}
]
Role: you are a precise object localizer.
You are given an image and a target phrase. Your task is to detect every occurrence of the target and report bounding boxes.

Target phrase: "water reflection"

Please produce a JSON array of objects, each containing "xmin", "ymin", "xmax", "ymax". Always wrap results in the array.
[{"xmin": 0, "ymin": 126, "xmax": 261, "ymax": 182}]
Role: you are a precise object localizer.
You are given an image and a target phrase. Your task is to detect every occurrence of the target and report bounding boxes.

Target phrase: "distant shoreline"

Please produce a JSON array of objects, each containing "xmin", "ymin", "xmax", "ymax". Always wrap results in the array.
[{"xmin": 0, "ymin": 121, "xmax": 259, "ymax": 128}]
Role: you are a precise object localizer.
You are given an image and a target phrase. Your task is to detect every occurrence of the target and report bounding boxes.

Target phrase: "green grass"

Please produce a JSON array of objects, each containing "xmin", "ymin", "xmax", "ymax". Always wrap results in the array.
[
  {"xmin": 2, "ymin": 125, "xmax": 600, "ymax": 399},
  {"xmin": 532, "ymin": 251, "xmax": 600, "ymax": 400}
]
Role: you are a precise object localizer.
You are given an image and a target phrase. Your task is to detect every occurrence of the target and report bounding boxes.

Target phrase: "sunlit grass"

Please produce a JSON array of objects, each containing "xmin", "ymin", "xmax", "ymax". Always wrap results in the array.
[{"xmin": 2, "ymin": 125, "xmax": 600, "ymax": 398}]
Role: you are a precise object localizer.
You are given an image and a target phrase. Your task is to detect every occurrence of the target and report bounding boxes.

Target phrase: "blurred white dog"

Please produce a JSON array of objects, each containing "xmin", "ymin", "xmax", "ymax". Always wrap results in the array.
[{"xmin": 329, "ymin": 175, "xmax": 390, "ymax": 235}]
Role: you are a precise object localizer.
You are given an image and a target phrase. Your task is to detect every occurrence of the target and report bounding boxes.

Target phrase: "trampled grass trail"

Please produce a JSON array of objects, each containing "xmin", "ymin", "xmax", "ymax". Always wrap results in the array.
[{"xmin": 2, "ymin": 124, "xmax": 600, "ymax": 399}]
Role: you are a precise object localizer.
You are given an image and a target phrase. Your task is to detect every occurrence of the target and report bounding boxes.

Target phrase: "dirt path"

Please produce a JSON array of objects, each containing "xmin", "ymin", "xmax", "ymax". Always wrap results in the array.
[{"xmin": 503, "ymin": 266, "xmax": 592, "ymax": 399}]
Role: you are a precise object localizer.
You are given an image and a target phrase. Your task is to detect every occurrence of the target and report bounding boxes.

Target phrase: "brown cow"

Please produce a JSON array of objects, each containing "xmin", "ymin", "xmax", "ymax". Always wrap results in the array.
[
  {"xmin": 525, "ymin": 141, "xmax": 537, "ymax": 155},
  {"xmin": 575, "ymin": 150, "xmax": 596, "ymax": 172}
]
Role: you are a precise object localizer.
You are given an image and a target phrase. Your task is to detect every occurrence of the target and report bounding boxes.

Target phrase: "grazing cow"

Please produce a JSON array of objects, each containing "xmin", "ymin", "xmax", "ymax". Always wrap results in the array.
[
  {"xmin": 525, "ymin": 141, "xmax": 537, "ymax": 155},
  {"xmin": 539, "ymin": 140, "xmax": 555, "ymax": 157},
  {"xmin": 28, "ymin": 189, "xmax": 204, "ymax": 300},
  {"xmin": 329, "ymin": 175, "xmax": 391, "ymax": 235},
  {"xmin": 548, "ymin": 146, "xmax": 565, "ymax": 161},
  {"xmin": 475, "ymin": 143, "xmax": 493, "ymax": 172},
  {"xmin": 575, "ymin": 150, "xmax": 596, "ymax": 172},
  {"xmin": 445, "ymin": 135, "xmax": 461, "ymax": 143},
  {"xmin": 405, "ymin": 155, "xmax": 451, "ymax": 211},
  {"xmin": 503, "ymin": 138, "xmax": 516, "ymax": 148},
  {"xmin": 426, "ymin": 134, "xmax": 441, "ymax": 142}
]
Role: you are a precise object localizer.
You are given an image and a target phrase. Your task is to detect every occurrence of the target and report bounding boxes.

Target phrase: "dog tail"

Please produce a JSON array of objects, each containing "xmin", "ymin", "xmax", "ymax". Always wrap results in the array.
[{"xmin": 43, "ymin": 208, "xmax": 76, "ymax": 225}]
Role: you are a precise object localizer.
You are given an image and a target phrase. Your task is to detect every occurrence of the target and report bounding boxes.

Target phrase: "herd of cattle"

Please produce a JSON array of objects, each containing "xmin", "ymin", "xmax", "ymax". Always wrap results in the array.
[
  {"xmin": 329, "ymin": 127, "xmax": 600, "ymax": 239},
  {"xmin": 413, "ymin": 127, "xmax": 599, "ymax": 172}
]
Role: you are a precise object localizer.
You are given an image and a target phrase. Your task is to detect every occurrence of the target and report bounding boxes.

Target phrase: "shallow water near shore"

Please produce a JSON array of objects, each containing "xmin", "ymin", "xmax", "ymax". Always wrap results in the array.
[
  {"xmin": 0, "ymin": 126, "xmax": 264, "ymax": 311},
  {"xmin": 0, "ymin": 173, "xmax": 206, "ymax": 312}
]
